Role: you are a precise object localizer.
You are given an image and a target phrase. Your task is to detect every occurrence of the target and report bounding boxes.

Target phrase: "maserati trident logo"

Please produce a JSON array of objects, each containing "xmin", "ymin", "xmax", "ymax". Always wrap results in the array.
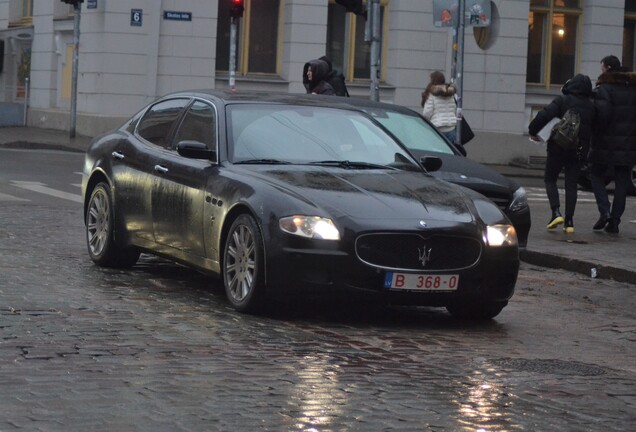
[{"xmin": 418, "ymin": 246, "xmax": 432, "ymax": 267}]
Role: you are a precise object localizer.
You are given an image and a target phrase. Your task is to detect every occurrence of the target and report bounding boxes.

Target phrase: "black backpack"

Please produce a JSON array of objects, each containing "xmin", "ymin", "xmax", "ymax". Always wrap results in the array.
[
  {"xmin": 325, "ymin": 70, "xmax": 350, "ymax": 97},
  {"xmin": 549, "ymin": 109, "xmax": 581, "ymax": 150}
]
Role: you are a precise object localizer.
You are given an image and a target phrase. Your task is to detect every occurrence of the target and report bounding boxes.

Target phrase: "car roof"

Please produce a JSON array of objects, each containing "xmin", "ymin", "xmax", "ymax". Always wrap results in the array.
[
  {"xmin": 161, "ymin": 89, "xmax": 360, "ymax": 108},
  {"xmin": 160, "ymin": 90, "xmax": 421, "ymax": 115}
]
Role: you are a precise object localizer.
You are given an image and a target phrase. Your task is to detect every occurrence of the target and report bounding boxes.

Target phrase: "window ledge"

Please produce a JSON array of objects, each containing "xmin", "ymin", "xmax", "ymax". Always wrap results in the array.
[{"xmin": 215, "ymin": 73, "xmax": 288, "ymax": 84}]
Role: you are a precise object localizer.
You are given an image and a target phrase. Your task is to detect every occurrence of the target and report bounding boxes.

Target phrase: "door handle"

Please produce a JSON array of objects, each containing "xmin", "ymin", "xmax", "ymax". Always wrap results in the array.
[
  {"xmin": 112, "ymin": 151, "xmax": 124, "ymax": 160},
  {"xmin": 154, "ymin": 164, "xmax": 169, "ymax": 174}
]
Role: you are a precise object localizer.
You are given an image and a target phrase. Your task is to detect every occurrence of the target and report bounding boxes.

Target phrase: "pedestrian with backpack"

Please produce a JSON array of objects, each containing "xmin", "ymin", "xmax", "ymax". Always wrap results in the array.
[
  {"xmin": 302, "ymin": 57, "xmax": 349, "ymax": 97},
  {"xmin": 303, "ymin": 58, "xmax": 336, "ymax": 96},
  {"xmin": 588, "ymin": 55, "xmax": 636, "ymax": 233},
  {"xmin": 529, "ymin": 74, "xmax": 595, "ymax": 233}
]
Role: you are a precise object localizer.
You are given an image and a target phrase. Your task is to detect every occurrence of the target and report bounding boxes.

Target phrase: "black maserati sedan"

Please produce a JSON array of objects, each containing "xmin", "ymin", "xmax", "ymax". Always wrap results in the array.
[
  {"xmin": 338, "ymin": 97, "xmax": 531, "ymax": 248},
  {"xmin": 81, "ymin": 91, "xmax": 519, "ymax": 320}
]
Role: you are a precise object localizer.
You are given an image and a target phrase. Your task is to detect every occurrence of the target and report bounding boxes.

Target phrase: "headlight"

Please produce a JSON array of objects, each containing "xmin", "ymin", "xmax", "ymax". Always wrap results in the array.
[
  {"xmin": 509, "ymin": 186, "xmax": 528, "ymax": 212},
  {"xmin": 279, "ymin": 216, "xmax": 340, "ymax": 240},
  {"xmin": 484, "ymin": 224, "xmax": 518, "ymax": 247}
]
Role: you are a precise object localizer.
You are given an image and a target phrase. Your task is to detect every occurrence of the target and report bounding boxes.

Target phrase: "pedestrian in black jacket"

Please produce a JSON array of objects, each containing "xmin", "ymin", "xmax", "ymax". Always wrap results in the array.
[
  {"xmin": 303, "ymin": 59, "xmax": 335, "ymax": 96},
  {"xmin": 529, "ymin": 74, "xmax": 595, "ymax": 233},
  {"xmin": 589, "ymin": 57, "xmax": 636, "ymax": 234}
]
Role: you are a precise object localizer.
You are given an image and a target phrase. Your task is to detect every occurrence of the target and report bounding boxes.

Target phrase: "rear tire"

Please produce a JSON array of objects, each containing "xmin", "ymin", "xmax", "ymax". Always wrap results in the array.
[
  {"xmin": 446, "ymin": 300, "xmax": 507, "ymax": 321},
  {"xmin": 223, "ymin": 214, "xmax": 265, "ymax": 313},
  {"xmin": 86, "ymin": 182, "xmax": 140, "ymax": 268}
]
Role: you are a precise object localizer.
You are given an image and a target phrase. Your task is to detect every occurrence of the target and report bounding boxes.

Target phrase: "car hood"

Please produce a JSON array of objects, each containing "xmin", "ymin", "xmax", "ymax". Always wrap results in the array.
[
  {"xmin": 411, "ymin": 150, "xmax": 520, "ymax": 197},
  {"xmin": 234, "ymin": 165, "xmax": 475, "ymax": 223}
]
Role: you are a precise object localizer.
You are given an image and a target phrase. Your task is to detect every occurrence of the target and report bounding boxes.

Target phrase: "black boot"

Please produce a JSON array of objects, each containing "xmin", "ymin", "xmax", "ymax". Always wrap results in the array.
[
  {"xmin": 563, "ymin": 216, "xmax": 574, "ymax": 233},
  {"xmin": 593, "ymin": 213, "xmax": 610, "ymax": 231},
  {"xmin": 546, "ymin": 208, "xmax": 564, "ymax": 230},
  {"xmin": 604, "ymin": 218, "xmax": 619, "ymax": 234}
]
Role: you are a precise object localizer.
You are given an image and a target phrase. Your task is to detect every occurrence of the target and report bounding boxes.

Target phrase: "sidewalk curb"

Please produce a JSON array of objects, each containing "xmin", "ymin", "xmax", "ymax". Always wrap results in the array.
[
  {"xmin": 520, "ymin": 249, "xmax": 636, "ymax": 285},
  {"xmin": 0, "ymin": 141, "xmax": 85, "ymax": 153}
]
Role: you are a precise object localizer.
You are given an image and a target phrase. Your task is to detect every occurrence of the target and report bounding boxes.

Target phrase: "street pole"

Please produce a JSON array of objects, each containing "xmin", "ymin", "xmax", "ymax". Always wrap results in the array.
[
  {"xmin": 229, "ymin": 17, "xmax": 237, "ymax": 92},
  {"xmin": 454, "ymin": 0, "xmax": 466, "ymax": 146},
  {"xmin": 369, "ymin": 0, "xmax": 381, "ymax": 102},
  {"xmin": 70, "ymin": 2, "xmax": 81, "ymax": 138}
]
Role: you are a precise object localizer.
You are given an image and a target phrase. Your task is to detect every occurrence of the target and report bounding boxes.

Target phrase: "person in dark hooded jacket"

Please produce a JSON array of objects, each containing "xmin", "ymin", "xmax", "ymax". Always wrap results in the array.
[
  {"xmin": 588, "ymin": 57, "xmax": 636, "ymax": 234},
  {"xmin": 303, "ymin": 59, "xmax": 335, "ymax": 96},
  {"xmin": 529, "ymin": 74, "xmax": 595, "ymax": 233}
]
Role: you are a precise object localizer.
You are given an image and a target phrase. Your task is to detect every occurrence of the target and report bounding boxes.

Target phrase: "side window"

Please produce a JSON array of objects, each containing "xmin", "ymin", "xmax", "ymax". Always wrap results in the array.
[
  {"xmin": 136, "ymin": 99, "xmax": 189, "ymax": 147},
  {"xmin": 173, "ymin": 101, "xmax": 217, "ymax": 150}
]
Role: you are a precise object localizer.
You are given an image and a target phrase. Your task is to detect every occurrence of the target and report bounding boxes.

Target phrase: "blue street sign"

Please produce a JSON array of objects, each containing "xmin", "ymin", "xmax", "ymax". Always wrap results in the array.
[{"xmin": 87, "ymin": 0, "xmax": 97, "ymax": 9}]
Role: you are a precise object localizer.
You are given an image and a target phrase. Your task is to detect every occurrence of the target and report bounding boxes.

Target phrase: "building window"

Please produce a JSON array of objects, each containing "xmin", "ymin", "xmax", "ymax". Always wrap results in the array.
[
  {"xmin": 22, "ymin": 0, "xmax": 33, "ymax": 17},
  {"xmin": 215, "ymin": 0, "xmax": 282, "ymax": 75},
  {"xmin": 527, "ymin": 0, "xmax": 581, "ymax": 86},
  {"xmin": 326, "ymin": 0, "xmax": 388, "ymax": 81}
]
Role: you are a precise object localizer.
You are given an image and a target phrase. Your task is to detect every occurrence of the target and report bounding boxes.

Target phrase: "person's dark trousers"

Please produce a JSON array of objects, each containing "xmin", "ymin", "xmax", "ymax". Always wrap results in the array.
[
  {"xmin": 610, "ymin": 165, "xmax": 631, "ymax": 224},
  {"xmin": 590, "ymin": 163, "xmax": 611, "ymax": 216},
  {"xmin": 544, "ymin": 144, "xmax": 580, "ymax": 219}
]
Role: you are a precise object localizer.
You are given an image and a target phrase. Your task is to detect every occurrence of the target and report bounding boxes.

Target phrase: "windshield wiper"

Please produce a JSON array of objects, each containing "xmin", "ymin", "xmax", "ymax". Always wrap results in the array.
[
  {"xmin": 307, "ymin": 160, "xmax": 397, "ymax": 170},
  {"xmin": 234, "ymin": 159, "xmax": 292, "ymax": 165}
]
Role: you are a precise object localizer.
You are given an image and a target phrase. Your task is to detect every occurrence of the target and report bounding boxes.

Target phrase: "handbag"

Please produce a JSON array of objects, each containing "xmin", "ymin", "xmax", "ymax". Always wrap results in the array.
[{"xmin": 459, "ymin": 117, "xmax": 475, "ymax": 145}]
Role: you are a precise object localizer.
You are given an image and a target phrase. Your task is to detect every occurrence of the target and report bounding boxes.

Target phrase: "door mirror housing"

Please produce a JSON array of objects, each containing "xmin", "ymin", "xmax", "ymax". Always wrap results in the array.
[
  {"xmin": 177, "ymin": 141, "xmax": 216, "ymax": 161},
  {"xmin": 420, "ymin": 156, "xmax": 443, "ymax": 173}
]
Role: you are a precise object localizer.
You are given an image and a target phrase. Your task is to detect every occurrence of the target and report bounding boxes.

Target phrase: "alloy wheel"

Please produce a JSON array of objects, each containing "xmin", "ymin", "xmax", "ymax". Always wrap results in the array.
[
  {"xmin": 87, "ymin": 188, "xmax": 110, "ymax": 257},
  {"xmin": 225, "ymin": 223, "xmax": 256, "ymax": 302}
]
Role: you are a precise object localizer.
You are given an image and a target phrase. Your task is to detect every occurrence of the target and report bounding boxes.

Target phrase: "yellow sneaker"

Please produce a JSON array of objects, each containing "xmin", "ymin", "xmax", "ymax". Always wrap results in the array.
[
  {"xmin": 547, "ymin": 215, "xmax": 564, "ymax": 229},
  {"xmin": 563, "ymin": 218, "xmax": 574, "ymax": 233}
]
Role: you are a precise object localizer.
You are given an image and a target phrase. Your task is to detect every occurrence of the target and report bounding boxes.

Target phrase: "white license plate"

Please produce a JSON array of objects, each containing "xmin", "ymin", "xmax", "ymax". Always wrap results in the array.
[{"xmin": 384, "ymin": 272, "xmax": 459, "ymax": 291}]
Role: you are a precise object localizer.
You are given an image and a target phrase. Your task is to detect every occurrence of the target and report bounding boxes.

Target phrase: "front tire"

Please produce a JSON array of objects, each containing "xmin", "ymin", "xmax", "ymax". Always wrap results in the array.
[
  {"xmin": 86, "ymin": 182, "xmax": 140, "ymax": 268},
  {"xmin": 223, "ymin": 214, "xmax": 265, "ymax": 313}
]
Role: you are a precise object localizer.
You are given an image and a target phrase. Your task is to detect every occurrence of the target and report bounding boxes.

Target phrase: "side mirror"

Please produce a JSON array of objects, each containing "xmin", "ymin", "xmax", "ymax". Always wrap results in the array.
[
  {"xmin": 177, "ymin": 140, "xmax": 216, "ymax": 161},
  {"xmin": 420, "ymin": 156, "xmax": 443, "ymax": 173}
]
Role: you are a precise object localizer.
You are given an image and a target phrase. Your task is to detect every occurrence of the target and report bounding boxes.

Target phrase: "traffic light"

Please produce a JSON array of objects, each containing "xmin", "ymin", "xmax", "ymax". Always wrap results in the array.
[
  {"xmin": 335, "ymin": 0, "xmax": 364, "ymax": 16},
  {"xmin": 230, "ymin": 0, "xmax": 245, "ymax": 19}
]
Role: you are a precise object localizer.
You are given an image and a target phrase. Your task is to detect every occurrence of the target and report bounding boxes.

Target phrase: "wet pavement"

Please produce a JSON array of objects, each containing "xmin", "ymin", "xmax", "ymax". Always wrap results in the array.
[{"xmin": 1, "ymin": 127, "xmax": 635, "ymax": 430}]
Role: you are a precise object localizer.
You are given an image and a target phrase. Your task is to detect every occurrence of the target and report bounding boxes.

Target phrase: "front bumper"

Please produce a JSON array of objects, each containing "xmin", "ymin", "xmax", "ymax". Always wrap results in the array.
[{"xmin": 266, "ymin": 235, "xmax": 519, "ymax": 306}]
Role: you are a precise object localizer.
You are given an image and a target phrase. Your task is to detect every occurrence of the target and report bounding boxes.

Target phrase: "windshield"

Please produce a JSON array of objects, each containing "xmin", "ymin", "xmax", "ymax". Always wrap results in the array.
[
  {"xmin": 362, "ymin": 108, "xmax": 455, "ymax": 155},
  {"xmin": 227, "ymin": 104, "xmax": 420, "ymax": 169}
]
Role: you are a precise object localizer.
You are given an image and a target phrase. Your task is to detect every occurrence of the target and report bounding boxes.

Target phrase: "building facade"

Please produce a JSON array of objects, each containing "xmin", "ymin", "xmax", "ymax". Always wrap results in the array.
[{"xmin": 0, "ymin": 0, "xmax": 630, "ymax": 164}]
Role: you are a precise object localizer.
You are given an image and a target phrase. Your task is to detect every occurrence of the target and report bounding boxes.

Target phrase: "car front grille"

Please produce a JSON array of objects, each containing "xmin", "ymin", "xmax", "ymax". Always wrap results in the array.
[{"xmin": 355, "ymin": 233, "xmax": 482, "ymax": 271}]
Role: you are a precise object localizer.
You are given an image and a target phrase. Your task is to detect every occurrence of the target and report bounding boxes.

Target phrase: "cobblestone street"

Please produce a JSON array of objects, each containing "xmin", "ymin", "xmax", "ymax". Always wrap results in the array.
[{"xmin": 1, "ymin": 198, "xmax": 635, "ymax": 431}]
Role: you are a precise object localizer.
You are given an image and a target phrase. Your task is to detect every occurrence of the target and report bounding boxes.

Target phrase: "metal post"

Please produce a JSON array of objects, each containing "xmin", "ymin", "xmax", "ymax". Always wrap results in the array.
[
  {"xmin": 23, "ymin": 77, "xmax": 30, "ymax": 126},
  {"xmin": 229, "ymin": 17, "xmax": 238, "ymax": 91},
  {"xmin": 70, "ymin": 2, "xmax": 81, "ymax": 138},
  {"xmin": 454, "ymin": 0, "xmax": 466, "ymax": 146},
  {"xmin": 369, "ymin": 0, "xmax": 381, "ymax": 101}
]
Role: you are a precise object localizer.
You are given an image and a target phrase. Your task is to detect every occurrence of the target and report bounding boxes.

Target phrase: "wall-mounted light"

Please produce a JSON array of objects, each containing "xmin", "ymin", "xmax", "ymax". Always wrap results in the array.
[{"xmin": 557, "ymin": 28, "xmax": 565, "ymax": 37}]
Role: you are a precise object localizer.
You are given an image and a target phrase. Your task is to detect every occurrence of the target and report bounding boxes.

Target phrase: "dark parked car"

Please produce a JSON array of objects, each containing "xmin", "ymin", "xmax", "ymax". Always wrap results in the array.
[
  {"xmin": 82, "ymin": 91, "xmax": 519, "ymax": 319},
  {"xmin": 578, "ymin": 163, "xmax": 636, "ymax": 196},
  {"xmin": 338, "ymin": 97, "xmax": 531, "ymax": 248}
]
